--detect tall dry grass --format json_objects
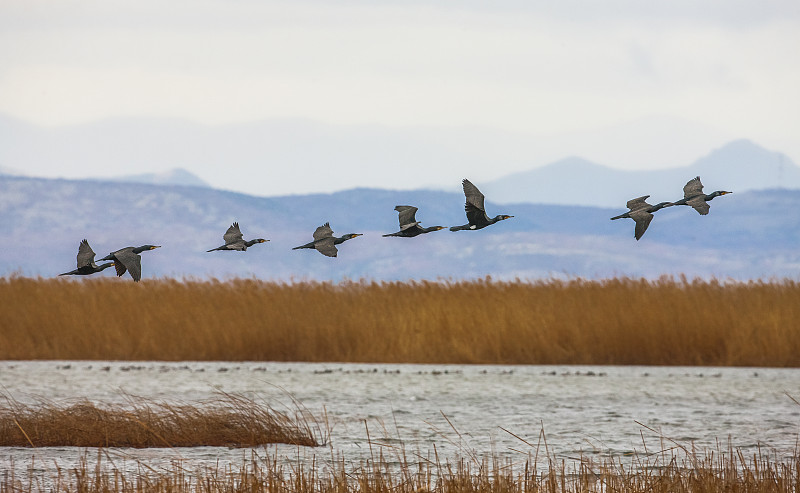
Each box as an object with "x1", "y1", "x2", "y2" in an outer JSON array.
[
  {"x1": 1, "y1": 276, "x2": 799, "y2": 365},
  {"x1": 2, "y1": 440, "x2": 799, "y2": 493},
  {"x1": 0, "y1": 393, "x2": 320, "y2": 448}
]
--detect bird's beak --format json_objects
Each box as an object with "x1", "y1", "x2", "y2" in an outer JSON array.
[
  {"x1": 261, "y1": 239, "x2": 270, "y2": 243},
  {"x1": 354, "y1": 234, "x2": 363, "y2": 237},
  {"x1": 721, "y1": 191, "x2": 732, "y2": 195},
  {"x1": 437, "y1": 226, "x2": 445, "y2": 230},
  {"x1": 505, "y1": 215, "x2": 514, "y2": 219},
  {"x1": 151, "y1": 246, "x2": 161, "y2": 249}
]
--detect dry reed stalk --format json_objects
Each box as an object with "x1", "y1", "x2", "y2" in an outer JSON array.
[
  {"x1": 1, "y1": 276, "x2": 799, "y2": 365},
  {"x1": 2, "y1": 443, "x2": 798, "y2": 493},
  {"x1": 0, "y1": 393, "x2": 321, "y2": 448}
]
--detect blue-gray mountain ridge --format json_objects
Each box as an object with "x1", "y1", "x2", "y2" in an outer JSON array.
[
  {"x1": 481, "y1": 139, "x2": 800, "y2": 207},
  {"x1": 0, "y1": 110, "x2": 796, "y2": 202},
  {"x1": 1, "y1": 170, "x2": 798, "y2": 281}
]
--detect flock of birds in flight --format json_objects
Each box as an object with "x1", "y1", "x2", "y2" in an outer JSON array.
[{"x1": 59, "y1": 176, "x2": 731, "y2": 282}]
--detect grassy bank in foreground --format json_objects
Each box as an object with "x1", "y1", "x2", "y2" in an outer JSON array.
[
  {"x1": 1, "y1": 277, "x2": 799, "y2": 365},
  {"x1": 3, "y1": 446, "x2": 799, "y2": 493}
]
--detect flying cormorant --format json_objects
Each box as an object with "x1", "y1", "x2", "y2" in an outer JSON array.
[
  {"x1": 292, "y1": 223, "x2": 362, "y2": 257},
  {"x1": 59, "y1": 239, "x2": 115, "y2": 276},
  {"x1": 383, "y1": 206, "x2": 445, "y2": 237},
  {"x1": 99, "y1": 245, "x2": 161, "y2": 282},
  {"x1": 671, "y1": 176, "x2": 731, "y2": 215},
  {"x1": 450, "y1": 179, "x2": 513, "y2": 231},
  {"x1": 207, "y1": 222, "x2": 268, "y2": 252},
  {"x1": 610, "y1": 196, "x2": 673, "y2": 240}
]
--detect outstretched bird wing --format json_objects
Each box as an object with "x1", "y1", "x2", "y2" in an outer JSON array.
[
  {"x1": 395, "y1": 205, "x2": 420, "y2": 230},
  {"x1": 687, "y1": 196, "x2": 711, "y2": 215},
  {"x1": 462, "y1": 179, "x2": 489, "y2": 224},
  {"x1": 629, "y1": 210, "x2": 654, "y2": 240},
  {"x1": 313, "y1": 223, "x2": 334, "y2": 241},
  {"x1": 77, "y1": 239, "x2": 96, "y2": 268},
  {"x1": 223, "y1": 222, "x2": 244, "y2": 245},
  {"x1": 626, "y1": 195, "x2": 651, "y2": 211},
  {"x1": 683, "y1": 176, "x2": 704, "y2": 199},
  {"x1": 115, "y1": 250, "x2": 143, "y2": 282},
  {"x1": 314, "y1": 237, "x2": 338, "y2": 257}
]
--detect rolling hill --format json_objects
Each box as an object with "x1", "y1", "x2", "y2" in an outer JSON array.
[
  {"x1": 1, "y1": 175, "x2": 798, "y2": 281},
  {"x1": 3, "y1": 112, "x2": 796, "y2": 204},
  {"x1": 480, "y1": 140, "x2": 800, "y2": 207}
]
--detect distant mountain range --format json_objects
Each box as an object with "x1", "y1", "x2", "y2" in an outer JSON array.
[
  {"x1": 480, "y1": 139, "x2": 800, "y2": 207},
  {"x1": 3, "y1": 127, "x2": 797, "y2": 209},
  {"x1": 1, "y1": 163, "x2": 210, "y2": 189},
  {"x1": 1, "y1": 174, "x2": 798, "y2": 281},
  {"x1": 2, "y1": 113, "x2": 798, "y2": 281},
  {"x1": 105, "y1": 168, "x2": 210, "y2": 188},
  {"x1": 2, "y1": 112, "x2": 797, "y2": 203}
]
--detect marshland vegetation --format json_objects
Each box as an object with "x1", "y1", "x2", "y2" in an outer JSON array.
[
  {"x1": 2, "y1": 439, "x2": 798, "y2": 493},
  {"x1": 1, "y1": 276, "x2": 799, "y2": 365},
  {"x1": 0, "y1": 393, "x2": 320, "y2": 448}
]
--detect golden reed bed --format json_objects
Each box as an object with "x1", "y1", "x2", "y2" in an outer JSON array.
[
  {"x1": 1, "y1": 276, "x2": 799, "y2": 365},
  {"x1": 0, "y1": 393, "x2": 320, "y2": 448},
  {"x1": 3, "y1": 443, "x2": 799, "y2": 493}
]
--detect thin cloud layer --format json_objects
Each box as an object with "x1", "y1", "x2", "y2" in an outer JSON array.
[{"x1": 0, "y1": 0, "x2": 797, "y2": 193}]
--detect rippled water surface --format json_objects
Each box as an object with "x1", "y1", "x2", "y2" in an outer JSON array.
[{"x1": 1, "y1": 361, "x2": 799, "y2": 476}]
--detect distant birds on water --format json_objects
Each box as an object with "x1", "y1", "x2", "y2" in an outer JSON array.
[
  {"x1": 59, "y1": 176, "x2": 731, "y2": 280},
  {"x1": 611, "y1": 176, "x2": 732, "y2": 240}
]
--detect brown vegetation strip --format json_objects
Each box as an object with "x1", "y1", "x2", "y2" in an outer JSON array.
[
  {"x1": 3, "y1": 445, "x2": 799, "y2": 493},
  {"x1": 0, "y1": 393, "x2": 320, "y2": 448},
  {"x1": 2, "y1": 276, "x2": 799, "y2": 365}
]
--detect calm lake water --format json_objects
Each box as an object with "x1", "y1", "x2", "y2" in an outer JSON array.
[{"x1": 1, "y1": 361, "x2": 799, "y2": 478}]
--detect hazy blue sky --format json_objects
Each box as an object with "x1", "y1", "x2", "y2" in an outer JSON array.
[{"x1": 1, "y1": 0, "x2": 798, "y2": 195}]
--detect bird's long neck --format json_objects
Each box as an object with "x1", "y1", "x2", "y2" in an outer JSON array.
[
  {"x1": 97, "y1": 262, "x2": 115, "y2": 271},
  {"x1": 333, "y1": 236, "x2": 349, "y2": 245},
  {"x1": 132, "y1": 245, "x2": 150, "y2": 254},
  {"x1": 648, "y1": 202, "x2": 672, "y2": 212}
]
